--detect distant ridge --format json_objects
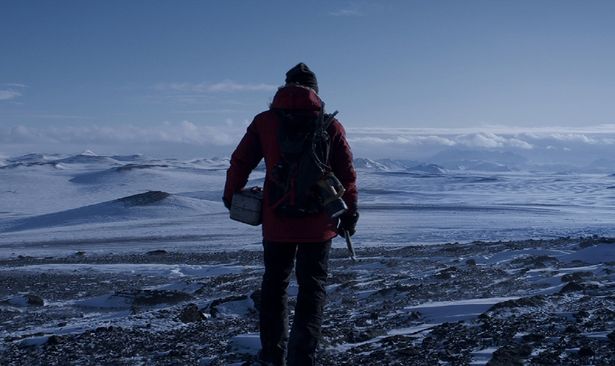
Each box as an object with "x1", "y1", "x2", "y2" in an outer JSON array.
[{"x1": 353, "y1": 158, "x2": 446, "y2": 174}]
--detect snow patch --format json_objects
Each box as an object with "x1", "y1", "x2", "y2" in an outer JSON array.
[
  {"x1": 74, "y1": 293, "x2": 133, "y2": 310},
  {"x1": 405, "y1": 297, "x2": 519, "y2": 323},
  {"x1": 559, "y1": 243, "x2": 615, "y2": 264},
  {"x1": 229, "y1": 333, "x2": 260, "y2": 355}
]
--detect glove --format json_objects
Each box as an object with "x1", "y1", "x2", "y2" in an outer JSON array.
[{"x1": 338, "y1": 212, "x2": 359, "y2": 238}]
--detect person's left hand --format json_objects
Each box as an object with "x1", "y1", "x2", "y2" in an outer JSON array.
[{"x1": 338, "y1": 212, "x2": 359, "y2": 237}]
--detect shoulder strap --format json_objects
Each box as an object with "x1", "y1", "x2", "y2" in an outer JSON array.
[{"x1": 312, "y1": 107, "x2": 338, "y2": 169}]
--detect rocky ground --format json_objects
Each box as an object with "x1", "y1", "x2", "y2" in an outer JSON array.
[{"x1": 1, "y1": 236, "x2": 614, "y2": 365}]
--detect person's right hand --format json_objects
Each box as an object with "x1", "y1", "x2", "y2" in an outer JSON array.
[{"x1": 222, "y1": 197, "x2": 231, "y2": 210}]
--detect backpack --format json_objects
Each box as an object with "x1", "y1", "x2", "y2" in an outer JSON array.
[{"x1": 268, "y1": 106, "x2": 338, "y2": 217}]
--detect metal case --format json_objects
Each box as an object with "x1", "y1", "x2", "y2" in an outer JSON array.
[{"x1": 230, "y1": 187, "x2": 263, "y2": 226}]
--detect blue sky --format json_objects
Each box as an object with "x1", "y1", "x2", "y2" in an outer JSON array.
[{"x1": 2, "y1": 0, "x2": 615, "y2": 159}]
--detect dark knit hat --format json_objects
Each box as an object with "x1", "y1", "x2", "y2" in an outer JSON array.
[{"x1": 285, "y1": 63, "x2": 318, "y2": 93}]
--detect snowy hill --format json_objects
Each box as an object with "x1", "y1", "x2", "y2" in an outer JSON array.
[
  {"x1": 353, "y1": 158, "x2": 392, "y2": 171},
  {"x1": 6, "y1": 153, "x2": 59, "y2": 164},
  {"x1": 353, "y1": 158, "x2": 425, "y2": 172},
  {"x1": 69, "y1": 164, "x2": 171, "y2": 184},
  {"x1": 428, "y1": 149, "x2": 526, "y2": 172},
  {"x1": 0, "y1": 191, "x2": 222, "y2": 233},
  {"x1": 56, "y1": 150, "x2": 120, "y2": 165},
  {"x1": 406, "y1": 163, "x2": 447, "y2": 174}
]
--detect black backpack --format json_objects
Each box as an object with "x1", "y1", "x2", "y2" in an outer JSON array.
[{"x1": 268, "y1": 106, "x2": 338, "y2": 217}]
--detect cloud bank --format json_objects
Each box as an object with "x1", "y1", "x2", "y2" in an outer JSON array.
[
  {"x1": 0, "y1": 122, "x2": 238, "y2": 146},
  {"x1": 2, "y1": 123, "x2": 615, "y2": 163}
]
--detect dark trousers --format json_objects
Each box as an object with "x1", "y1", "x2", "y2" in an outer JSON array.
[{"x1": 258, "y1": 240, "x2": 331, "y2": 366}]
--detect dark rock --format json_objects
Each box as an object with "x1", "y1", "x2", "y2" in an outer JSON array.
[
  {"x1": 465, "y1": 258, "x2": 477, "y2": 266},
  {"x1": 532, "y1": 349, "x2": 562, "y2": 364},
  {"x1": 436, "y1": 266, "x2": 458, "y2": 279},
  {"x1": 178, "y1": 303, "x2": 205, "y2": 323},
  {"x1": 74, "y1": 251, "x2": 86, "y2": 257},
  {"x1": 348, "y1": 327, "x2": 386, "y2": 343},
  {"x1": 559, "y1": 282, "x2": 584, "y2": 294},
  {"x1": 578, "y1": 346, "x2": 595, "y2": 357},
  {"x1": 579, "y1": 236, "x2": 615, "y2": 248},
  {"x1": 146, "y1": 249, "x2": 168, "y2": 256},
  {"x1": 370, "y1": 284, "x2": 419, "y2": 298},
  {"x1": 561, "y1": 271, "x2": 593, "y2": 282},
  {"x1": 608, "y1": 330, "x2": 615, "y2": 343},
  {"x1": 25, "y1": 294, "x2": 44, "y2": 306},
  {"x1": 511, "y1": 255, "x2": 558, "y2": 268},
  {"x1": 130, "y1": 290, "x2": 193, "y2": 306},
  {"x1": 488, "y1": 344, "x2": 532, "y2": 365},
  {"x1": 564, "y1": 325, "x2": 580, "y2": 334},
  {"x1": 168, "y1": 349, "x2": 187, "y2": 357},
  {"x1": 521, "y1": 333, "x2": 544, "y2": 343},
  {"x1": 574, "y1": 310, "x2": 590, "y2": 320},
  {"x1": 46, "y1": 335, "x2": 60, "y2": 346}
]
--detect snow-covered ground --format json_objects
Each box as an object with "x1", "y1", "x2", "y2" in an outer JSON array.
[
  {"x1": 1, "y1": 151, "x2": 615, "y2": 257},
  {"x1": 1, "y1": 151, "x2": 614, "y2": 364},
  {"x1": 0, "y1": 237, "x2": 613, "y2": 365}
]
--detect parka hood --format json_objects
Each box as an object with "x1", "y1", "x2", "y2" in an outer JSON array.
[{"x1": 270, "y1": 85, "x2": 322, "y2": 111}]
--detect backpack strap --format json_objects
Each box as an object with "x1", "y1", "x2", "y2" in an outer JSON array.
[{"x1": 311, "y1": 107, "x2": 338, "y2": 171}]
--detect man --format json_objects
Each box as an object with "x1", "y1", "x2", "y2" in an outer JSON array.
[{"x1": 224, "y1": 63, "x2": 358, "y2": 365}]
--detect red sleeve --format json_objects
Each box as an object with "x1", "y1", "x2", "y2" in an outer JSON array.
[
  {"x1": 329, "y1": 120, "x2": 358, "y2": 214},
  {"x1": 223, "y1": 120, "x2": 263, "y2": 204}
]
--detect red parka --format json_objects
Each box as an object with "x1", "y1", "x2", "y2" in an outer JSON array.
[{"x1": 223, "y1": 85, "x2": 358, "y2": 243}]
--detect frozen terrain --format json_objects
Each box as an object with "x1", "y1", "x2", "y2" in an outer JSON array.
[
  {"x1": 0, "y1": 237, "x2": 613, "y2": 365},
  {"x1": 1, "y1": 152, "x2": 615, "y2": 258},
  {"x1": 1, "y1": 151, "x2": 614, "y2": 364}
]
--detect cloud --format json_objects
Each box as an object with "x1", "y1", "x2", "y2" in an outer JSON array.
[
  {"x1": 3, "y1": 83, "x2": 27, "y2": 88},
  {"x1": 348, "y1": 135, "x2": 456, "y2": 146},
  {"x1": 4, "y1": 123, "x2": 615, "y2": 162},
  {"x1": 155, "y1": 80, "x2": 277, "y2": 93},
  {"x1": 6, "y1": 124, "x2": 615, "y2": 152},
  {"x1": 348, "y1": 130, "x2": 533, "y2": 149},
  {"x1": 0, "y1": 83, "x2": 27, "y2": 101},
  {"x1": 328, "y1": 2, "x2": 365, "y2": 17},
  {"x1": 455, "y1": 132, "x2": 534, "y2": 149},
  {"x1": 329, "y1": 8, "x2": 363, "y2": 17},
  {"x1": 546, "y1": 133, "x2": 598, "y2": 144},
  {"x1": 0, "y1": 90, "x2": 22, "y2": 101},
  {"x1": 0, "y1": 122, "x2": 240, "y2": 147}
]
